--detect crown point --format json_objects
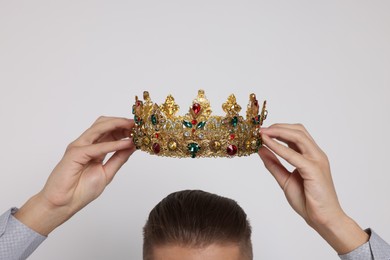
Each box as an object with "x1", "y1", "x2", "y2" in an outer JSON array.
[
  {"x1": 223, "y1": 94, "x2": 241, "y2": 115},
  {"x1": 161, "y1": 95, "x2": 179, "y2": 117}
]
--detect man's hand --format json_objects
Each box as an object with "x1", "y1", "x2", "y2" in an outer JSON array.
[
  {"x1": 14, "y1": 116, "x2": 136, "y2": 236},
  {"x1": 258, "y1": 123, "x2": 369, "y2": 255}
]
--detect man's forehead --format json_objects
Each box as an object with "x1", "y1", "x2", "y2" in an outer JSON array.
[{"x1": 151, "y1": 243, "x2": 242, "y2": 260}]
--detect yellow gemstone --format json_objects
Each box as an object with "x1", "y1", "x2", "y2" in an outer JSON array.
[
  {"x1": 168, "y1": 140, "x2": 178, "y2": 151},
  {"x1": 251, "y1": 139, "x2": 258, "y2": 150},
  {"x1": 143, "y1": 136, "x2": 151, "y2": 145},
  {"x1": 210, "y1": 140, "x2": 221, "y2": 151},
  {"x1": 245, "y1": 140, "x2": 251, "y2": 150}
]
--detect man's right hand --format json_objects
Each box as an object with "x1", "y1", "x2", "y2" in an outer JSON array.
[{"x1": 14, "y1": 116, "x2": 136, "y2": 236}]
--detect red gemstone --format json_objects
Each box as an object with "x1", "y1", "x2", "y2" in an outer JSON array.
[
  {"x1": 152, "y1": 143, "x2": 161, "y2": 154},
  {"x1": 155, "y1": 133, "x2": 159, "y2": 138},
  {"x1": 227, "y1": 144, "x2": 238, "y2": 156},
  {"x1": 136, "y1": 100, "x2": 142, "y2": 107},
  {"x1": 229, "y1": 134, "x2": 235, "y2": 140},
  {"x1": 191, "y1": 119, "x2": 197, "y2": 125},
  {"x1": 192, "y1": 128, "x2": 196, "y2": 133},
  {"x1": 192, "y1": 103, "x2": 201, "y2": 115}
]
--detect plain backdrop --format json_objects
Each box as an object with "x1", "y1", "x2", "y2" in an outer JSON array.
[{"x1": 0, "y1": 1, "x2": 389, "y2": 259}]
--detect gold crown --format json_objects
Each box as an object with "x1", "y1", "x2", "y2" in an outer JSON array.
[{"x1": 130, "y1": 90, "x2": 267, "y2": 158}]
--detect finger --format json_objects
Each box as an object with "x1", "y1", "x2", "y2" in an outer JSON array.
[
  {"x1": 104, "y1": 146, "x2": 137, "y2": 184},
  {"x1": 261, "y1": 134, "x2": 309, "y2": 170},
  {"x1": 261, "y1": 126, "x2": 322, "y2": 158},
  {"x1": 258, "y1": 146, "x2": 291, "y2": 189},
  {"x1": 95, "y1": 127, "x2": 133, "y2": 143},
  {"x1": 67, "y1": 139, "x2": 135, "y2": 165},
  {"x1": 267, "y1": 123, "x2": 316, "y2": 143},
  {"x1": 74, "y1": 118, "x2": 134, "y2": 146},
  {"x1": 92, "y1": 115, "x2": 122, "y2": 124}
]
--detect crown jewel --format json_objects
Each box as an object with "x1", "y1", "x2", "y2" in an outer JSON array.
[{"x1": 131, "y1": 90, "x2": 267, "y2": 158}]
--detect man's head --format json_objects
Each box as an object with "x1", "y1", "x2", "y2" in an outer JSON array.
[{"x1": 143, "y1": 190, "x2": 253, "y2": 260}]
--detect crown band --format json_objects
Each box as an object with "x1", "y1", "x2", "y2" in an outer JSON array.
[{"x1": 130, "y1": 90, "x2": 267, "y2": 158}]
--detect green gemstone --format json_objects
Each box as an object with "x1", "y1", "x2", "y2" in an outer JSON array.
[
  {"x1": 187, "y1": 142, "x2": 200, "y2": 158},
  {"x1": 183, "y1": 120, "x2": 193, "y2": 128},
  {"x1": 252, "y1": 115, "x2": 260, "y2": 125},
  {"x1": 231, "y1": 116, "x2": 239, "y2": 127},
  {"x1": 135, "y1": 115, "x2": 142, "y2": 125},
  {"x1": 132, "y1": 105, "x2": 135, "y2": 115},
  {"x1": 196, "y1": 121, "x2": 206, "y2": 129},
  {"x1": 151, "y1": 114, "x2": 158, "y2": 125},
  {"x1": 188, "y1": 143, "x2": 200, "y2": 152}
]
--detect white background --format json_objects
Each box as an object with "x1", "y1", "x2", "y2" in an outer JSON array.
[{"x1": 1, "y1": 1, "x2": 389, "y2": 259}]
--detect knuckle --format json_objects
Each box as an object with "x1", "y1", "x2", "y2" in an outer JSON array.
[
  {"x1": 319, "y1": 152, "x2": 330, "y2": 167},
  {"x1": 66, "y1": 142, "x2": 76, "y2": 152},
  {"x1": 269, "y1": 123, "x2": 282, "y2": 128},
  {"x1": 296, "y1": 129, "x2": 306, "y2": 138},
  {"x1": 294, "y1": 123, "x2": 305, "y2": 130},
  {"x1": 320, "y1": 151, "x2": 329, "y2": 161},
  {"x1": 95, "y1": 115, "x2": 107, "y2": 123},
  {"x1": 292, "y1": 129, "x2": 306, "y2": 142},
  {"x1": 65, "y1": 145, "x2": 80, "y2": 156},
  {"x1": 311, "y1": 154, "x2": 329, "y2": 170}
]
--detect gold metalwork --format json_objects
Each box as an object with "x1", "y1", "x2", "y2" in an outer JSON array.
[
  {"x1": 131, "y1": 90, "x2": 268, "y2": 158},
  {"x1": 160, "y1": 95, "x2": 179, "y2": 118},
  {"x1": 222, "y1": 94, "x2": 242, "y2": 116}
]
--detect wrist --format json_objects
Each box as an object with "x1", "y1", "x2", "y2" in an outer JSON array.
[
  {"x1": 312, "y1": 212, "x2": 369, "y2": 255},
  {"x1": 14, "y1": 192, "x2": 74, "y2": 236}
]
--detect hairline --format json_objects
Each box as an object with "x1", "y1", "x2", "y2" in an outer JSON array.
[{"x1": 147, "y1": 240, "x2": 252, "y2": 260}]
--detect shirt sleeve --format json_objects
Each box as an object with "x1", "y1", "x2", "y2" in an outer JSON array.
[
  {"x1": 0, "y1": 208, "x2": 46, "y2": 260},
  {"x1": 339, "y1": 229, "x2": 390, "y2": 260}
]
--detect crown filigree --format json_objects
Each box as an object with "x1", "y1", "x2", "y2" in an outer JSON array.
[{"x1": 130, "y1": 90, "x2": 267, "y2": 158}]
